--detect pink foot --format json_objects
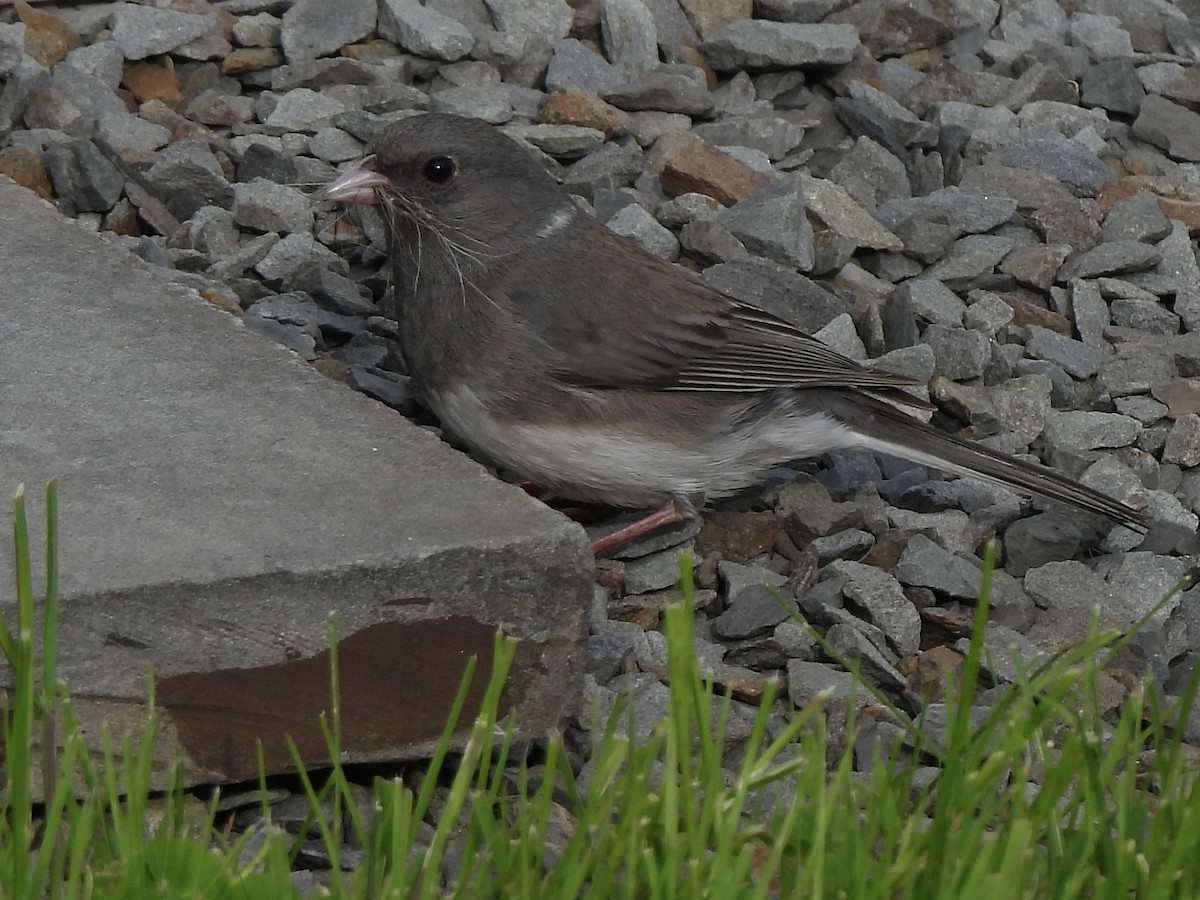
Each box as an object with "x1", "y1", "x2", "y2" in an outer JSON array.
[{"x1": 590, "y1": 502, "x2": 685, "y2": 556}]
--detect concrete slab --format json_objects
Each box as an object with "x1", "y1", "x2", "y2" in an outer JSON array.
[{"x1": 0, "y1": 179, "x2": 593, "y2": 790}]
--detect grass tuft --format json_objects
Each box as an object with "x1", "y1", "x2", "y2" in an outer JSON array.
[{"x1": 2, "y1": 484, "x2": 1200, "y2": 897}]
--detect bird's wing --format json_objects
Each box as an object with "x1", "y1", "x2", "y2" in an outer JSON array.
[{"x1": 497, "y1": 219, "x2": 926, "y2": 402}]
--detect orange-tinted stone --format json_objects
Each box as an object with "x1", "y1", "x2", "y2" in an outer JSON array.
[
  {"x1": 122, "y1": 60, "x2": 184, "y2": 110},
  {"x1": 660, "y1": 138, "x2": 770, "y2": 206},
  {"x1": 0, "y1": 146, "x2": 53, "y2": 201},
  {"x1": 538, "y1": 90, "x2": 629, "y2": 138}
]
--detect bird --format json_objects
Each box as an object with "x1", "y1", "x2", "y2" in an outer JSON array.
[{"x1": 322, "y1": 113, "x2": 1150, "y2": 554}]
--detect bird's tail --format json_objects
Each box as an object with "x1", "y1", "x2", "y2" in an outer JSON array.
[{"x1": 822, "y1": 391, "x2": 1150, "y2": 531}]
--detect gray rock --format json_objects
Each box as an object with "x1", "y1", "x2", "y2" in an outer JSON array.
[
  {"x1": 285, "y1": 264, "x2": 373, "y2": 317},
  {"x1": 145, "y1": 141, "x2": 234, "y2": 220},
  {"x1": 171, "y1": 206, "x2": 239, "y2": 259},
  {"x1": 1113, "y1": 395, "x2": 1168, "y2": 426},
  {"x1": 513, "y1": 124, "x2": 606, "y2": 158},
  {"x1": 485, "y1": 0, "x2": 573, "y2": 40},
  {"x1": 545, "y1": 39, "x2": 627, "y2": 94},
  {"x1": 430, "y1": 85, "x2": 513, "y2": 122},
  {"x1": 232, "y1": 179, "x2": 313, "y2": 234},
  {"x1": 814, "y1": 314, "x2": 866, "y2": 360},
  {"x1": 989, "y1": 375, "x2": 1052, "y2": 443},
  {"x1": 280, "y1": 0, "x2": 375, "y2": 64},
  {"x1": 1024, "y1": 325, "x2": 1107, "y2": 379},
  {"x1": 717, "y1": 560, "x2": 788, "y2": 599},
  {"x1": 807, "y1": 528, "x2": 875, "y2": 563},
  {"x1": 886, "y1": 507, "x2": 974, "y2": 555},
  {"x1": 1163, "y1": 414, "x2": 1200, "y2": 467},
  {"x1": 679, "y1": 221, "x2": 748, "y2": 263},
  {"x1": 998, "y1": 133, "x2": 1113, "y2": 199},
  {"x1": 1016, "y1": 101, "x2": 1109, "y2": 140},
  {"x1": 1133, "y1": 95, "x2": 1200, "y2": 163},
  {"x1": 711, "y1": 583, "x2": 798, "y2": 640},
  {"x1": 693, "y1": 116, "x2": 806, "y2": 162},
  {"x1": 328, "y1": 336, "x2": 388, "y2": 367},
  {"x1": 702, "y1": 259, "x2": 852, "y2": 334},
  {"x1": 983, "y1": 0, "x2": 1068, "y2": 67},
  {"x1": 272, "y1": 58, "x2": 392, "y2": 91},
  {"x1": 1058, "y1": 241, "x2": 1162, "y2": 281},
  {"x1": 232, "y1": 12, "x2": 282, "y2": 48},
  {"x1": 932, "y1": 101, "x2": 1018, "y2": 157},
  {"x1": 826, "y1": 559, "x2": 920, "y2": 656},
  {"x1": 925, "y1": 324, "x2": 991, "y2": 380},
  {"x1": 924, "y1": 234, "x2": 1016, "y2": 289},
  {"x1": 954, "y1": 623, "x2": 1044, "y2": 684},
  {"x1": 0, "y1": 55, "x2": 48, "y2": 135},
  {"x1": 656, "y1": 192, "x2": 722, "y2": 227},
  {"x1": 1165, "y1": 18, "x2": 1200, "y2": 61},
  {"x1": 1097, "y1": 348, "x2": 1176, "y2": 398},
  {"x1": 623, "y1": 546, "x2": 692, "y2": 593},
  {"x1": 235, "y1": 141, "x2": 300, "y2": 186},
  {"x1": 186, "y1": 90, "x2": 255, "y2": 127},
  {"x1": 95, "y1": 113, "x2": 172, "y2": 158},
  {"x1": 964, "y1": 290, "x2": 1015, "y2": 334},
  {"x1": 48, "y1": 63, "x2": 129, "y2": 136},
  {"x1": 1069, "y1": 278, "x2": 1109, "y2": 347},
  {"x1": 846, "y1": 80, "x2": 938, "y2": 148},
  {"x1": 308, "y1": 127, "x2": 365, "y2": 163},
  {"x1": 378, "y1": 0, "x2": 474, "y2": 61},
  {"x1": 241, "y1": 316, "x2": 319, "y2": 360},
  {"x1": 262, "y1": 88, "x2": 347, "y2": 131},
  {"x1": 827, "y1": 136, "x2": 911, "y2": 209},
  {"x1": 246, "y1": 291, "x2": 365, "y2": 337},
  {"x1": 825, "y1": 624, "x2": 907, "y2": 690},
  {"x1": 589, "y1": 672, "x2": 670, "y2": 743},
  {"x1": 344, "y1": 366, "x2": 415, "y2": 413},
  {"x1": 998, "y1": 244, "x2": 1071, "y2": 291},
  {"x1": 702, "y1": 21, "x2": 860, "y2": 71},
  {"x1": 1003, "y1": 512, "x2": 1101, "y2": 576},
  {"x1": 640, "y1": 0, "x2": 700, "y2": 59},
  {"x1": 1025, "y1": 554, "x2": 1189, "y2": 650},
  {"x1": 561, "y1": 138, "x2": 644, "y2": 188},
  {"x1": 1041, "y1": 410, "x2": 1141, "y2": 451},
  {"x1": 0, "y1": 22, "x2": 24, "y2": 79},
  {"x1": 253, "y1": 234, "x2": 345, "y2": 284},
  {"x1": 715, "y1": 174, "x2": 814, "y2": 271},
  {"x1": 800, "y1": 174, "x2": 902, "y2": 252},
  {"x1": 111, "y1": 4, "x2": 213, "y2": 59},
  {"x1": 874, "y1": 188, "x2": 1017, "y2": 237},
  {"x1": 68, "y1": 35, "x2": 130, "y2": 80},
  {"x1": 603, "y1": 68, "x2": 715, "y2": 116},
  {"x1": 43, "y1": 139, "x2": 124, "y2": 213},
  {"x1": 1079, "y1": 59, "x2": 1144, "y2": 116},
  {"x1": 1156, "y1": 219, "x2": 1200, "y2": 283},
  {"x1": 1067, "y1": 12, "x2": 1132, "y2": 60},
  {"x1": 1109, "y1": 297, "x2": 1179, "y2": 335},
  {"x1": 601, "y1": 0, "x2": 658, "y2": 72},
  {"x1": 206, "y1": 233, "x2": 280, "y2": 282},
  {"x1": 606, "y1": 203, "x2": 679, "y2": 260},
  {"x1": 787, "y1": 659, "x2": 862, "y2": 711},
  {"x1": 899, "y1": 279, "x2": 964, "y2": 326},
  {"x1": 585, "y1": 620, "x2": 649, "y2": 682},
  {"x1": 1101, "y1": 192, "x2": 1173, "y2": 245}
]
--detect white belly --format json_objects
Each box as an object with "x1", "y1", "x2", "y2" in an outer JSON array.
[{"x1": 431, "y1": 385, "x2": 858, "y2": 509}]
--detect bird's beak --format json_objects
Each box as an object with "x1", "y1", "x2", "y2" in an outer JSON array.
[{"x1": 322, "y1": 155, "x2": 388, "y2": 205}]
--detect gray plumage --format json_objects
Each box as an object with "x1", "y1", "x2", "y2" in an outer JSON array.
[{"x1": 324, "y1": 114, "x2": 1149, "y2": 536}]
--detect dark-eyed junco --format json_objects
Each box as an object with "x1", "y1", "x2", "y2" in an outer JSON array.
[{"x1": 323, "y1": 113, "x2": 1149, "y2": 553}]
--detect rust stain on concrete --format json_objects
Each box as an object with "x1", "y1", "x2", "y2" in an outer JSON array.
[{"x1": 156, "y1": 616, "x2": 501, "y2": 780}]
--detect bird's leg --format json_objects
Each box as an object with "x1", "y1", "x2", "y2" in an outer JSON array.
[{"x1": 590, "y1": 501, "x2": 685, "y2": 556}]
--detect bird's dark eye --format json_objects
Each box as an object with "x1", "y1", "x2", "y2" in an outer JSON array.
[{"x1": 423, "y1": 156, "x2": 456, "y2": 184}]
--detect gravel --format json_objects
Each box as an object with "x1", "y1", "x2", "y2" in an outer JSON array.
[{"x1": 5, "y1": 0, "x2": 1200, "y2": 878}]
